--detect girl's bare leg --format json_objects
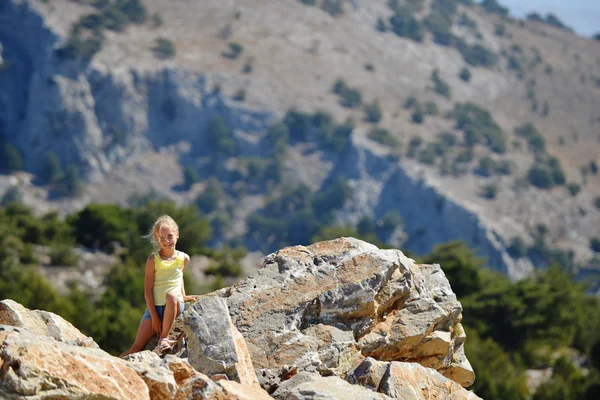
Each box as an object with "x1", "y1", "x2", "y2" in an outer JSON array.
[
  {"x1": 159, "y1": 291, "x2": 180, "y2": 340},
  {"x1": 120, "y1": 318, "x2": 154, "y2": 358}
]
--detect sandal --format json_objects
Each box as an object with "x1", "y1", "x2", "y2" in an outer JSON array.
[{"x1": 153, "y1": 338, "x2": 175, "y2": 354}]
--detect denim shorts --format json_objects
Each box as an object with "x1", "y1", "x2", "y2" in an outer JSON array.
[{"x1": 141, "y1": 302, "x2": 185, "y2": 322}]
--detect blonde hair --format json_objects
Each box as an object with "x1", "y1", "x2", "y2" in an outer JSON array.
[{"x1": 146, "y1": 215, "x2": 179, "y2": 250}]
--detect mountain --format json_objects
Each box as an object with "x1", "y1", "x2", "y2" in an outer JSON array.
[{"x1": 0, "y1": 0, "x2": 599, "y2": 281}]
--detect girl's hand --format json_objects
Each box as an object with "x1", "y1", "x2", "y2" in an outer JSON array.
[
  {"x1": 151, "y1": 316, "x2": 162, "y2": 335},
  {"x1": 184, "y1": 295, "x2": 199, "y2": 302}
]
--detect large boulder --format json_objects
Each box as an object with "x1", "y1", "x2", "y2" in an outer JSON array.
[
  {"x1": 225, "y1": 237, "x2": 474, "y2": 386},
  {"x1": 0, "y1": 299, "x2": 98, "y2": 348},
  {"x1": 0, "y1": 327, "x2": 149, "y2": 399}
]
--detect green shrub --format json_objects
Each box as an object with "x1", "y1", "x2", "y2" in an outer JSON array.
[
  {"x1": 591, "y1": 238, "x2": 600, "y2": 253},
  {"x1": 423, "y1": 10, "x2": 454, "y2": 46},
  {"x1": 183, "y1": 166, "x2": 199, "y2": 189},
  {"x1": 332, "y1": 79, "x2": 362, "y2": 108},
  {"x1": 207, "y1": 115, "x2": 236, "y2": 157},
  {"x1": 364, "y1": 100, "x2": 382, "y2": 123},
  {"x1": 594, "y1": 196, "x2": 600, "y2": 209},
  {"x1": 68, "y1": 204, "x2": 134, "y2": 252},
  {"x1": 321, "y1": 0, "x2": 344, "y2": 17},
  {"x1": 152, "y1": 38, "x2": 176, "y2": 59},
  {"x1": 411, "y1": 105, "x2": 424, "y2": 124},
  {"x1": 283, "y1": 110, "x2": 311, "y2": 142},
  {"x1": 566, "y1": 183, "x2": 580, "y2": 197},
  {"x1": 299, "y1": 0, "x2": 316, "y2": 5},
  {"x1": 49, "y1": 244, "x2": 78, "y2": 267},
  {"x1": 196, "y1": 177, "x2": 225, "y2": 214},
  {"x1": 477, "y1": 156, "x2": 496, "y2": 177},
  {"x1": 233, "y1": 88, "x2": 246, "y2": 101},
  {"x1": 368, "y1": 128, "x2": 400, "y2": 148},
  {"x1": 389, "y1": 7, "x2": 425, "y2": 42},
  {"x1": 526, "y1": 156, "x2": 565, "y2": 189},
  {"x1": 507, "y1": 237, "x2": 527, "y2": 258},
  {"x1": 458, "y1": 12, "x2": 477, "y2": 29},
  {"x1": 452, "y1": 103, "x2": 506, "y2": 153},
  {"x1": 376, "y1": 17, "x2": 387, "y2": 32},
  {"x1": 459, "y1": 67, "x2": 471, "y2": 82},
  {"x1": 515, "y1": 123, "x2": 545, "y2": 153},
  {"x1": 404, "y1": 96, "x2": 417, "y2": 109},
  {"x1": 456, "y1": 39, "x2": 498, "y2": 67},
  {"x1": 225, "y1": 42, "x2": 244, "y2": 59},
  {"x1": 40, "y1": 151, "x2": 63, "y2": 184},
  {"x1": 431, "y1": 69, "x2": 451, "y2": 98},
  {"x1": 312, "y1": 176, "x2": 352, "y2": 218},
  {"x1": 407, "y1": 136, "x2": 422, "y2": 158},
  {"x1": 424, "y1": 101, "x2": 438, "y2": 116},
  {"x1": 418, "y1": 145, "x2": 437, "y2": 165},
  {"x1": 0, "y1": 143, "x2": 24, "y2": 173},
  {"x1": 480, "y1": 183, "x2": 499, "y2": 199},
  {"x1": 494, "y1": 23, "x2": 506, "y2": 37},
  {"x1": 480, "y1": 0, "x2": 509, "y2": 16}
]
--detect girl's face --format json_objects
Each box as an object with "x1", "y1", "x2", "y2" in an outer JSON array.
[{"x1": 157, "y1": 225, "x2": 178, "y2": 251}]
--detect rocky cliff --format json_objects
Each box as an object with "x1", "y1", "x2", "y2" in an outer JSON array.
[
  {"x1": 0, "y1": 238, "x2": 481, "y2": 399},
  {"x1": 1, "y1": 0, "x2": 599, "y2": 280}
]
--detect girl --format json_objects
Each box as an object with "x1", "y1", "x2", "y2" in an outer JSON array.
[{"x1": 120, "y1": 215, "x2": 197, "y2": 357}]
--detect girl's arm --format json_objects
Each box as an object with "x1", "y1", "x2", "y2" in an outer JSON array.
[
  {"x1": 144, "y1": 254, "x2": 162, "y2": 334},
  {"x1": 181, "y1": 252, "x2": 197, "y2": 302}
]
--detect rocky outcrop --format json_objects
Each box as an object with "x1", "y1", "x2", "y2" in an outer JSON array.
[{"x1": 0, "y1": 238, "x2": 480, "y2": 399}]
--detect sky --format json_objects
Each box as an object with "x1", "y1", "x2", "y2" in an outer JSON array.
[{"x1": 498, "y1": 0, "x2": 600, "y2": 37}]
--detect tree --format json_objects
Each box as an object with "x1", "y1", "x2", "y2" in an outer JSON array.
[
  {"x1": 0, "y1": 143, "x2": 24, "y2": 173},
  {"x1": 41, "y1": 151, "x2": 63, "y2": 184},
  {"x1": 420, "y1": 241, "x2": 485, "y2": 298}
]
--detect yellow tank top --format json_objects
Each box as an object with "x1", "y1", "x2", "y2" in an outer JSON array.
[{"x1": 152, "y1": 251, "x2": 184, "y2": 306}]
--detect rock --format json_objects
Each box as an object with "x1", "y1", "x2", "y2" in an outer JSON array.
[
  {"x1": 0, "y1": 329, "x2": 149, "y2": 399},
  {"x1": 271, "y1": 371, "x2": 390, "y2": 399},
  {"x1": 377, "y1": 362, "x2": 481, "y2": 400},
  {"x1": 183, "y1": 295, "x2": 260, "y2": 386},
  {"x1": 218, "y1": 380, "x2": 274, "y2": 400},
  {"x1": 225, "y1": 238, "x2": 474, "y2": 386},
  {"x1": 0, "y1": 299, "x2": 98, "y2": 348}
]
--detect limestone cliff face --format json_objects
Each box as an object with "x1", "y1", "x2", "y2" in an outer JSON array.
[
  {"x1": 0, "y1": 1, "x2": 272, "y2": 182},
  {"x1": 1, "y1": 0, "x2": 597, "y2": 280}
]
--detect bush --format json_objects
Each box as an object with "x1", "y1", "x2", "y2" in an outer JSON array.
[
  {"x1": 207, "y1": 115, "x2": 236, "y2": 157},
  {"x1": 368, "y1": 128, "x2": 400, "y2": 148},
  {"x1": 594, "y1": 196, "x2": 600, "y2": 209},
  {"x1": 480, "y1": 183, "x2": 499, "y2": 199},
  {"x1": 389, "y1": 7, "x2": 425, "y2": 42},
  {"x1": 591, "y1": 237, "x2": 600, "y2": 253},
  {"x1": 508, "y1": 237, "x2": 527, "y2": 258},
  {"x1": 233, "y1": 88, "x2": 246, "y2": 101},
  {"x1": 225, "y1": 42, "x2": 244, "y2": 59},
  {"x1": 456, "y1": 39, "x2": 498, "y2": 67},
  {"x1": 459, "y1": 67, "x2": 471, "y2": 82},
  {"x1": 332, "y1": 79, "x2": 362, "y2": 108},
  {"x1": 196, "y1": 177, "x2": 225, "y2": 214},
  {"x1": 480, "y1": 0, "x2": 509, "y2": 16},
  {"x1": 566, "y1": 183, "x2": 580, "y2": 197},
  {"x1": 152, "y1": 38, "x2": 176, "y2": 59},
  {"x1": 321, "y1": 0, "x2": 344, "y2": 17},
  {"x1": 183, "y1": 166, "x2": 199, "y2": 189},
  {"x1": 431, "y1": 69, "x2": 451, "y2": 98},
  {"x1": 411, "y1": 104, "x2": 424, "y2": 124},
  {"x1": 515, "y1": 123, "x2": 545, "y2": 153},
  {"x1": 41, "y1": 151, "x2": 63, "y2": 184},
  {"x1": 0, "y1": 143, "x2": 24, "y2": 173},
  {"x1": 423, "y1": 10, "x2": 454, "y2": 46},
  {"x1": 364, "y1": 100, "x2": 382, "y2": 123},
  {"x1": 452, "y1": 103, "x2": 506, "y2": 153}
]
